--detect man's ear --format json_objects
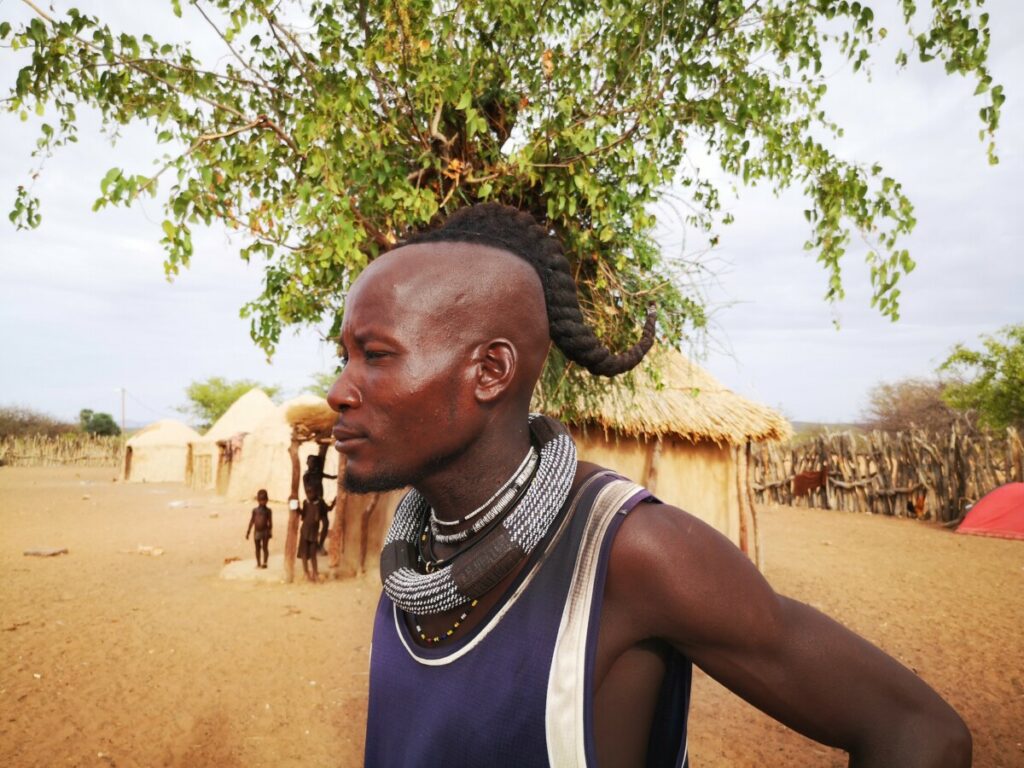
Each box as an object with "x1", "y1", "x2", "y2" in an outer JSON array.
[{"x1": 474, "y1": 339, "x2": 517, "y2": 403}]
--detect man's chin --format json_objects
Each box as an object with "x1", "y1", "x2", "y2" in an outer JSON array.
[{"x1": 343, "y1": 468, "x2": 409, "y2": 495}]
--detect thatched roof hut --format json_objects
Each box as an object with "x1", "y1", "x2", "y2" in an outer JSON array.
[
  {"x1": 187, "y1": 388, "x2": 277, "y2": 493},
  {"x1": 544, "y1": 350, "x2": 789, "y2": 445},
  {"x1": 124, "y1": 419, "x2": 201, "y2": 483},
  {"x1": 225, "y1": 394, "x2": 341, "y2": 503},
  {"x1": 540, "y1": 349, "x2": 791, "y2": 561}
]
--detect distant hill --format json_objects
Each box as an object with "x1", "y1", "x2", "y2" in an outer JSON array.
[{"x1": 790, "y1": 421, "x2": 866, "y2": 442}]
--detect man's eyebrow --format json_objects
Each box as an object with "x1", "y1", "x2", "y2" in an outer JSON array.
[{"x1": 352, "y1": 328, "x2": 403, "y2": 347}]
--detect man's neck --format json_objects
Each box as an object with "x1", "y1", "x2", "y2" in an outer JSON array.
[{"x1": 416, "y1": 417, "x2": 533, "y2": 526}]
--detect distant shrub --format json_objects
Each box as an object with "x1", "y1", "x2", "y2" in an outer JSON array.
[
  {"x1": 79, "y1": 408, "x2": 121, "y2": 436},
  {"x1": 0, "y1": 405, "x2": 76, "y2": 438},
  {"x1": 860, "y1": 379, "x2": 969, "y2": 434}
]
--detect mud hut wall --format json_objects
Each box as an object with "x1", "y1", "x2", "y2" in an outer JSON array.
[
  {"x1": 336, "y1": 488, "x2": 403, "y2": 575},
  {"x1": 226, "y1": 431, "x2": 342, "y2": 503},
  {"x1": 188, "y1": 439, "x2": 245, "y2": 493},
  {"x1": 189, "y1": 446, "x2": 216, "y2": 490},
  {"x1": 659, "y1": 437, "x2": 738, "y2": 546},
  {"x1": 571, "y1": 429, "x2": 740, "y2": 547},
  {"x1": 125, "y1": 444, "x2": 190, "y2": 483}
]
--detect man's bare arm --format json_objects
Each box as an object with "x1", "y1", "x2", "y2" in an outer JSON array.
[{"x1": 607, "y1": 503, "x2": 971, "y2": 767}]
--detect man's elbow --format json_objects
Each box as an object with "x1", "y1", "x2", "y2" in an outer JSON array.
[
  {"x1": 902, "y1": 704, "x2": 972, "y2": 768},
  {"x1": 934, "y1": 711, "x2": 972, "y2": 768},
  {"x1": 855, "y1": 706, "x2": 972, "y2": 768},
  {"x1": 851, "y1": 704, "x2": 970, "y2": 768}
]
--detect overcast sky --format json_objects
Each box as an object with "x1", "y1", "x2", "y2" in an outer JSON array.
[{"x1": 1, "y1": 1, "x2": 1021, "y2": 427}]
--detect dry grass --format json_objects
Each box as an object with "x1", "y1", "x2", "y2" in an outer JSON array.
[{"x1": 540, "y1": 349, "x2": 792, "y2": 445}]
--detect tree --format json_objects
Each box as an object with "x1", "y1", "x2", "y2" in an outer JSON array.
[
  {"x1": 179, "y1": 376, "x2": 280, "y2": 430},
  {"x1": 3, "y1": 1, "x2": 1003, "y2": 414},
  {"x1": 860, "y1": 378, "x2": 966, "y2": 434},
  {"x1": 939, "y1": 324, "x2": 1024, "y2": 431},
  {"x1": 0, "y1": 405, "x2": 76, "y2": 437},
  {"x1": 305, "y1": 371, "x2": 338, "y2": 398},
  {"x1": 79, "y1": 408, "x2": 121, "y2": 435}
]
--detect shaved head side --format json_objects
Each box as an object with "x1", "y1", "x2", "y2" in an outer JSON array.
[
  {"x1": 354, "y1": 242, "x2": 551, "y2": 402},
  {"x1": 402, "y1": 204, "x2": 657, "y2": 378}
]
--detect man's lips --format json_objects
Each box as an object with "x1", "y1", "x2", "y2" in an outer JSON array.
[{"x1": 332, "y1": 426, "x2": 367, "y2": 450}]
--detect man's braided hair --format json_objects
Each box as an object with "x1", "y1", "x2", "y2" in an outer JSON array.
[{"x1": 403, "y1": 203, "x2": 656, "y2": 377}]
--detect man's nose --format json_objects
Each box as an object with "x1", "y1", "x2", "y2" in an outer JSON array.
[{"x1": 327, "y1": 369, "x2": 361, "y2": 411}]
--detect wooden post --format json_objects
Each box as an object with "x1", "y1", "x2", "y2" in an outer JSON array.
[
  {"x1": 1010, "y1": 428, "x2": 1023, "y2": 482},
  {"x1": 359, "y1": 493, "x2": 381, "y2": 573},
  {"x1": 744, "y1": 442, "x2": 762, "y2": 569},
  {"x1": 284, "y1": 437, "x2": 301, "y2": 583},
  {"x1": 328, "y1": 455, "x2": 347, "y2": 574},
  {"x1": 643, "y1": 438, "x2": 663, "y2": 495},
  {"x1": 735, "y1": 444, "x2": 750, "y2": 560}
]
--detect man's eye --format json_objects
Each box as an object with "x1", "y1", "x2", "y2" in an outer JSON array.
[{"x1": 365, "y1": 350, "x2": 388, "y2": 361}]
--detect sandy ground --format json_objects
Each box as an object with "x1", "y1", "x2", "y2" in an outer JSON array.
[{"x1": 1, "y1": 466, "x2": 1022, "y2": 767}]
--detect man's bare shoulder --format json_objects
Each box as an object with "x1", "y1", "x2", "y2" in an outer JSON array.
[{"x1": 604, "y1": 498, "x2": 783, "y2": 649}]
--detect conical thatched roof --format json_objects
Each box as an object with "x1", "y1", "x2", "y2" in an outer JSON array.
[
  {"x1": 202, "y1": 388, "x2": 277, "y2": 442},
  {"x1": 541, "y1": 349, "x2": 791, "y2": 446},
  {"x1": 285, "y1": 394, "x2": 336, "y2": 437},
  {"x1": 127, "y1": 419, "x2": 201, "y2": 447}
]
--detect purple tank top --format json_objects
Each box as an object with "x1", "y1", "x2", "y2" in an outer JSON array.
[{"x1": 364, "y1": 471, "x2": 691, "y2": 767}]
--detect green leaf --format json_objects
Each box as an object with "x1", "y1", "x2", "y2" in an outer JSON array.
[{"x1": 100, "y1": 168, "x2": 122, "y2": 194}]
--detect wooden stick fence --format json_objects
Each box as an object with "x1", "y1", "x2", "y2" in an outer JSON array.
[
  {"x1": 752, "y1": 427, "x2": 1023, "y2": 523},
  {"x1": 0, "y1": 434, "x2": 122, "y2": 467}
]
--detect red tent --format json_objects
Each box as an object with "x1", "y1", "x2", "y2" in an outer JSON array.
[{"x1": 957, "y1": 483, "x2": 1024, "y2": 540}]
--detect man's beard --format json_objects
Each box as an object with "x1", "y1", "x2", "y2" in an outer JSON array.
[
  {"x1": 343, "y1": 466, "x2": 408, "y2": 494},
  {"x1": 341, "y1": 440, "x2": 472, "y2": 495}
]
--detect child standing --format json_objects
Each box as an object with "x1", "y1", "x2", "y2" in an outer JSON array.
[
  {"x1": 299, "y1": 482, "x2": 332, "y2": 582},
  {"x1": 303, "y1": 455, "x2": 337, "y2": 555},
  {"x1": 245, "y1": 489, "x2": 273, "y2": 568}
]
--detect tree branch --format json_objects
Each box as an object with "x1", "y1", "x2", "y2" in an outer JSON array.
[
  {"x1": 254, "y1": 5, "x2": 317, "y2": 89},
  {"x1": 194, "y1": 1, "x2": 277, "y2": 93}
]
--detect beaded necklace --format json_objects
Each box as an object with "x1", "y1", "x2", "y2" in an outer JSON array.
[
  {"x1": 414, "y1": 599, "x2": 479, "y2": 645},
  {"x1": 379, "y1": 414, "x2": 577, "y2": 616},
  {"x1": 418, "y1": 462, "x2": 534, "y2": 572},
  {"x1": 430, "y1": 449, "x2": 539, "y2": 544},
  {"x1": 430, "y1": 447, "x2": 537, "y2": 529}
]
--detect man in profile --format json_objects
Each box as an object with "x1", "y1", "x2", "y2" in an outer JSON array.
[{"x1": 328, "y1": 203, "x2": 970, "y2": 767}]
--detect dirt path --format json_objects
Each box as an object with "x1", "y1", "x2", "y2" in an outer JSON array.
[{"x1": 1, "y1": 467, "x2": 1021, "y2": 766}]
